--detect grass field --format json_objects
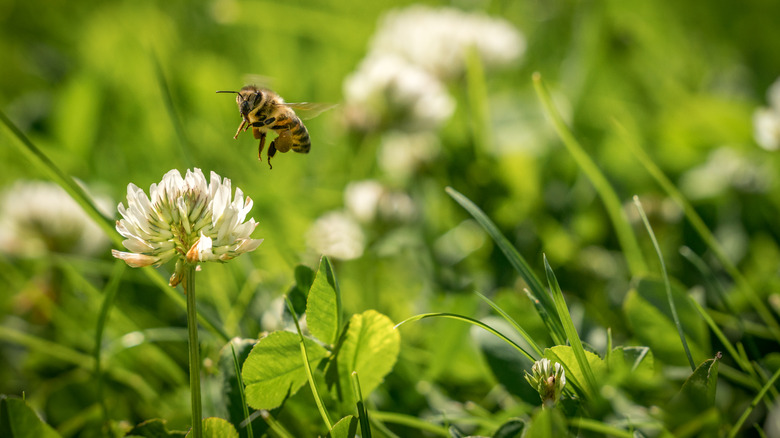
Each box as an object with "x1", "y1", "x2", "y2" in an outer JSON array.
[{"x1": 2, "y1": 1, "x2": 780, "y2": 437}]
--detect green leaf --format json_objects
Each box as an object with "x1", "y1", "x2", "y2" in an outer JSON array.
[
  {"x1": 492, "y1": 418, "x2": 525, "y2": 438},
  {"x1": 524, "y1": 407, "x2": 567, "y2": 438},
  {"x1": 669, "y1": 354, "x2": 721, "y2": 413},
  {"x1": 0, "y1": 396, "x2": 61, "y2": 438},
  {"x1": 544, "y1": 345, "x2": 606, "y2": 398},
  {"x1": 327, "y1": 416, "x2": 358, "y2": 438},
  {"x1": 242, "y1": 331, "x2": 330, "y2": 410},
  {"x1": 332, "y1": 310, "x2": 400, "y2": 406},
  {"x1": 665, "y1": 355, "x2": 722, "y2": 435},
  {"x1": 185, "y1": 418, "x2": 238, "y2": 438},
  {"x1": 288, "y1": 265, "x2": 315, "y2": 316},
  {"x1": 217, "y1": 338, "x2": 267, "y2": 438},
  {"x1": 605, "y1": 346, "x2": 655, "y2": 388},
  {"x1": 623, "y1": 277, "x2": 709, "y2": 366},
  {"x1": 125, "y1": 419, "x2": 186, "y2": 437},
  {"x1": 307, "y1": 256, "x2": 342, "y2": 345}
]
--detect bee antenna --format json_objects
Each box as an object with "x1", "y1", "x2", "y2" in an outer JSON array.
[{"x1": 216, "y1": 90, "x2": 239, "y2": 94}]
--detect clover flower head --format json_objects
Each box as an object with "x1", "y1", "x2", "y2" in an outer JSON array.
[
  {"x1": 111, "y1": 168, "x2": 262, "y2": 286},
  {"x1": 524, "y1": 358, "x2": 566, "y2": 407}
]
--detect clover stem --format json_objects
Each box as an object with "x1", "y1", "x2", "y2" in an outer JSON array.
[{"x1": 184, "y1": 264, "x2": 203, "y2": 438}]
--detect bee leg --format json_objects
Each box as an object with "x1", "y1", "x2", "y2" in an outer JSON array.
[
  {"x1": 233, "y1": 120, "x2": 246, "y2": 139},
  {"x1": 267, "y1": 142, "x2": 277, "y2": 169},
  {"x1": 257, "y1": 132, "x2": 267, "y2": 161}
]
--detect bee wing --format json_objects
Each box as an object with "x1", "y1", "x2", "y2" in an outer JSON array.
[
  {"x1": 283, "y1": 102, "x2": 338, "y2": 120},
  {"x1": 241, "y1": 74, "x2": 275, "y2": 88}
]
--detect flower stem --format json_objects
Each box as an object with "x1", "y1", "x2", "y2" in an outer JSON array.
[{"x1": 183, "y1": 264, "x2": 203, "y2": 438}]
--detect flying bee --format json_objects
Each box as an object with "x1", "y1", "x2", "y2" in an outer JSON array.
[{"x1": 217, "y1": 85, "x2": 332, "y2": 169}]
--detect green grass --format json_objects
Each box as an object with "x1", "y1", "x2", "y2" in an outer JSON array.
[{"x1": 2, "y1": 0, "x2": 780, "y2": 436}]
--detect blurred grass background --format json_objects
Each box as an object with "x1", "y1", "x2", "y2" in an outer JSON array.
[{"x1": 2, "y1": 0, "x2": 780, "y2": 436}]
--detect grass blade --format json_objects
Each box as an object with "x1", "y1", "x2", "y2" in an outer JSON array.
[
  {"x1": 151, "y1": 52, "x2": 194, "y2": 169},
  {"x1": 445, "y1": 186, "x2": 565, "y2": 344},
  {"x1": 728, "y1": 366, "x2": 780, "y2": 438},
  {"x1": 465, "y1": 45, "x2": 492, "y2": 156},
  {"x1": 350, "y1": 371, "x2": 372, "y2": 438},
  {"x1": 633, "y1": 196, "x2": 695, "y2": 371},
  {"x1": 615, "y1": 120, "x2": 780, "y2": 343},
  {"x1": 368, "y1": 411, "x2": 449, "y2": 436},
  {"x1": 94, "y1": 260, "x2": 126, "y2": 424},
  {"x1": 259, "y1": 410, "x2": 296, "y2": 438},
  {"x1": 231, "y1": 343, "x2": 254, "y2": 438},
  {"x1": 532, "y1": 73, "x2": 647, "y2": 277},
  {"x1": 395, "y1": 312, "x2": 535, "y2": 362},
  {"x1": 475, "y1": 291, "x2": 543, "y2": 358},
  {"x1": 543, "y1": 255, "x2": 598, "y2": 398}
]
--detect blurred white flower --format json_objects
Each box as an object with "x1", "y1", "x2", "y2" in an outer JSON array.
[
  {"x1": 371, "y1": 5, "x2": 525, "y2": 78},
  {"x1": 344, "y1": 179, "x2": 417, "y2": 224},
  {"x1": 378, "y1": 131, "x2": 441, "y2": 182},
  {"x1": 754, "y1": 78, "x2": 780, "y2": 151},
  {"x1": 0, "y1": 181, "x2": 110, "y2": 257},
  {"x1": 112, "y1": 168, "x2": 262, "y2": 286},
  {"x1": 680, "y1": 147, "x2": 772, "y2": 199},
  {"x1": 345, "y1": 180, "x2": 384, "y2": 223},
  {"x1": 343, "y1": 54, "x2": 455, "y2": 132},
  {"x1": 306, "y1": 211, "x2": 365, "y2": 261}
]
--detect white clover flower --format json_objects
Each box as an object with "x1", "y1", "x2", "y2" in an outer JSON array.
[
  {"x1": 306, "y1": 211, "x2": 365, "y2": 261},
  {"x1": 343, "y1": 54, "x2": 455, "y2": 132},
  {"x1": 524, "y1": 358, "x2": 566, "y2": 407},
  {"x1": 111, "y1": 168, "x2": 262, "y2": 286},
  {"x1": 754, "y1": 78, "x2": 780, "y2": 151},
  {"x1": 370, "y1": 5, "x2": 525, "y2": 79},
  {"x1": 0, "y1": 180, "x2": 110, "y2": 257}
]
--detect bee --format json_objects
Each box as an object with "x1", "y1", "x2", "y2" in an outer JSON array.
[{"x1": 217, "y1": 85, "x2": 331, "y2": 169}]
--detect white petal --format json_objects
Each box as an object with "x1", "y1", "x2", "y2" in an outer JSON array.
[{"x1": 112, "y1": 250, "x2": 158, "y2": 267}]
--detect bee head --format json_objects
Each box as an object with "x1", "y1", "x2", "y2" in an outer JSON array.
[{"x1": 217, "y1": 86, "x2": 263, "y2": 116}]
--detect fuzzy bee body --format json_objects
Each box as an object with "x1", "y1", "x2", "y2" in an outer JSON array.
[{"x1": 219, "y1": 85, "x2": 313, "y2": 169}]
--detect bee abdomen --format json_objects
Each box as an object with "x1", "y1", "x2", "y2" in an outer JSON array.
[{"x1": 291, "y1": 123, "x2": 311, "y2": 153}]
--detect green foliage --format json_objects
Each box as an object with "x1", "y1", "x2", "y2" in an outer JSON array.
[
  {"x1": 306, "y1": 256, "x2": 342, "y2": 346},
  {"x1": 185, "y1": 418, "x2": 238, "y2": 438},
  {"x1": 327, "y1": 415, "x2": 358, "y2": 438},
  {"x1": 241, "y1": 331, "x2": 329, "y2": 410},
  {"x1": 3, "y1": 0, "x2": 780, "y2": 436},
  {"x1": 125, "y1": 419, "x2": 186, "y2": 438},
  {"x1": 0, "y1": 396, "x2": 61, "y2": 438},
  {"x1": 331, "y1": 310, "x2": 400, "y2": 407},
  {"x1": 623, "y1": 278, "x2": 709, "y2": 366}
]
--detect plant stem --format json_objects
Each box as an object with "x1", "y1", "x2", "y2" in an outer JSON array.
[{"x1": 184, "y1": 264, "x2": 203, "y2": 438}]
